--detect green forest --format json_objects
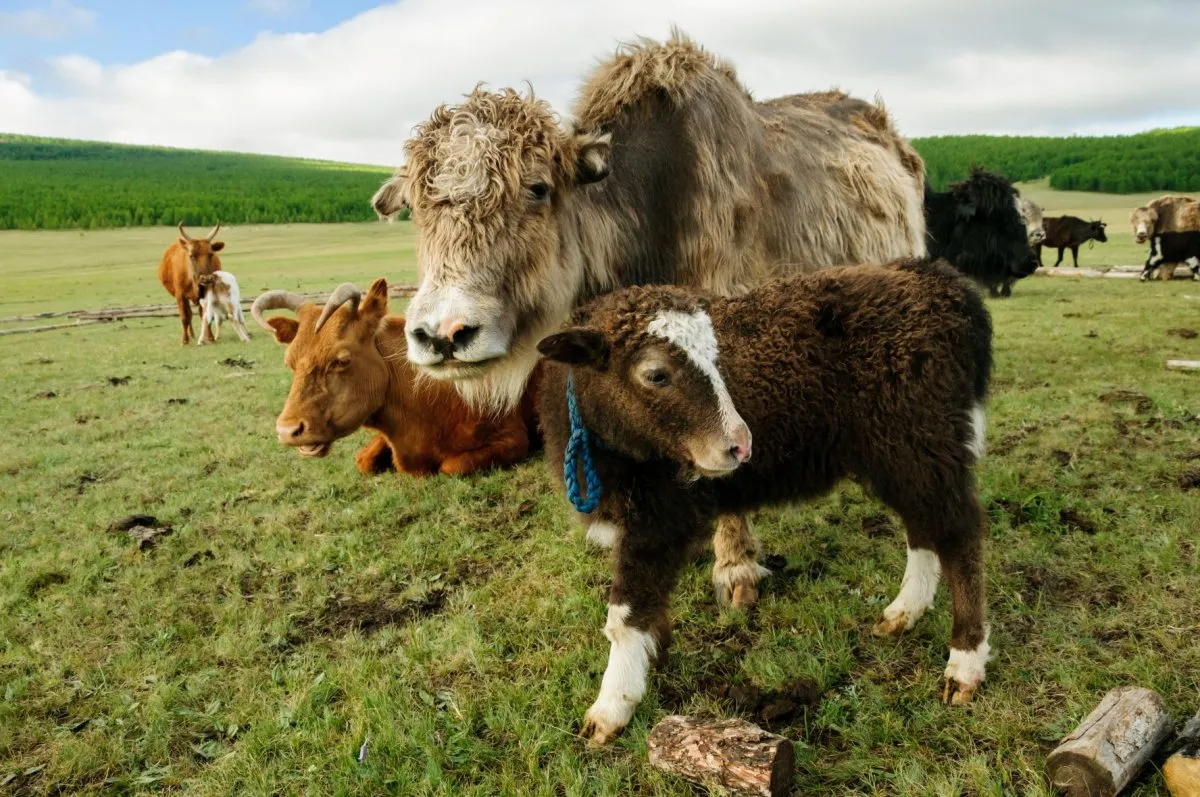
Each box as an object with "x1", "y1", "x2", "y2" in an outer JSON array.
[
  {"x1": 0, "y1": 135, "x2": 393, "y2": 230},
  {"x1": 914, "y1": 127, "x2": 1200, "y2": 192},
  {"x1": 2, "y1": 127, "x2": 1198, "y2": 230}
]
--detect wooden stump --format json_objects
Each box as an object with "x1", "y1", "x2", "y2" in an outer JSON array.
[
  {"x1": 647, "y1": 715, "x2": 793, "y2": 797},
  {"x1": 1046, "y1": 687, "x2": 1174, "y2": 797},
  {"x1": 1165, "y1": 710, "x2": 1200, "y2": 797}
]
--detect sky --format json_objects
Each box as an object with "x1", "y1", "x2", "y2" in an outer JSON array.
[{"x1": 1, "y1": 0, "x2": 1199, "y2": 166}]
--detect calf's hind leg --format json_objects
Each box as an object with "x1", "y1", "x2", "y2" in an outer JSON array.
[
  {"x1": 871, "y1": 471, "x2": 989, "y2": 705},
  {"x1": 712, "y1": 513, "x2": 771, "y2": 609}
]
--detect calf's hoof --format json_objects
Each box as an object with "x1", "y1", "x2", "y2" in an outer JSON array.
[
  {"x1": 712, "y1": 561, "x2": 772, "y2": 609},
  {"x1": 580, "y1": 702, "x2": 630, "y2": 747},
  {"x1": 941, "y1": 634, "x2": 990, "y2": 707},
  {"x1": 942, "y1": 678, "x2": 977, "y2": 705},
  {"x1": 872, "y1": 613, "x2": 913, "y2": 637}
]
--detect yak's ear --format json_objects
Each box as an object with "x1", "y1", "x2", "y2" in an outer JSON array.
[
  {"x1": 210, "y1": 241, "x2": 225, "y2": 252},
  {"x1": 537, "y1": 328, "x2": 609, "y2": 367},
  {"x1": 955, "y1": 200, "x2": 977, "y2": 220},
  {"x1": 268, "y1": 317, "x2": 299, "y2": 345},
  {"x1": 371, "y1": 168, "x2": 410, "y2": 219},
  {"x1": 573, "y1": 130, "x2": 611, "y2": 185}
]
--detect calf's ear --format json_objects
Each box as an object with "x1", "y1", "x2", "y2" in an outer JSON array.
[
  {"x1": 211, "y1": 241, "x2": 225, "y2": 252},
  {"x1": 537, "y1": 328, "x2": 609, "y2": 368},
  {"x1": 573, "y1": 130, "x2": 611, "y2": 185},
  {"x1": 267, "y1": 317, "x2": 299, "y2": 345}
]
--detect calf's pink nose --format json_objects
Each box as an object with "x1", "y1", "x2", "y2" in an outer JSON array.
[{"x1": 728, "y1": 424, "x2": 752, "y2": 463}]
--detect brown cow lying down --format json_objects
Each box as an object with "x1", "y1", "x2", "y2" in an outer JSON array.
[
  {"x1": 251, "y1": 279, "x2": 538, "y2": 477},
  {"x1": 537, "y1": 259, "x2": 993, "y2": 745}
]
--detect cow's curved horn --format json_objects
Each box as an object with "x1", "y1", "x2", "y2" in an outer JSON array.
[
  {"x1": 178, "y1": 221, "x2": 192, "y2": 241},
  {"x1": 251, "y1": 290, "x2": 307, "y2": 331},
  {"x1": 205, "y1": 221, "x2": 221, "y2": 241},
  {"x1": 314, "y1": 283, "x2": 363, "y2": 332}
]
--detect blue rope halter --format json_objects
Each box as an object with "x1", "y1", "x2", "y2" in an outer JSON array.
[{"x1": 563, "y1": 373, "x2": 603, "y2": 514}]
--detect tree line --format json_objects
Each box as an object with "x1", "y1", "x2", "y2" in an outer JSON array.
[
  {"x1": 913, "y1": 127, "x2": 1200, "y2": 193},
  {"x1": 2, "y1": 128, "x2": 1198, "y2": 230},
  {"x1": 0, "y1": 135, "x2": 397, "y2": 230}
]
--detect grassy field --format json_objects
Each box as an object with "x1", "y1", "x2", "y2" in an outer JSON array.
[
  {"x1": 2, "y1": 223, "x2": 1199, "y2": 795},
  {"x1": 1015, "y1": 180, "x2": 1200, "y2": 269}
]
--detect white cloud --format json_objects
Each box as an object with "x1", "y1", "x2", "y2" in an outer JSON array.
[
  {"x1": 0, "y1": 0, "x2": 1197, "y2": 165},
  {"x1": 0, "y1": 0, "x2": 96, "y2": 39}
]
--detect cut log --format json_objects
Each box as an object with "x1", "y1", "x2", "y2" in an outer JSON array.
[
  {"x1": 1046, "y1": 686, "x2": 1174, "y2": 797},
  {"x1": 647, "y1": 715, "x2": 793, "y2": 797},
  {"x1": 1165, "y1": 709, "x2": 1200, "y2": 797},
  {"x1": 1167, "y1": 361, "x2": 1200, "y2": 372}
]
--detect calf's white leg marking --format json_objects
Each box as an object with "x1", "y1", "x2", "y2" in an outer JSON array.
[
  {"x1": 874, "y1": 547, "x2": 941, "y2": 636},
  {"x1": 944, "y1": 628, "x2": 991, "y2": 705},
  {"x1": 582, "y1": 604, "x2": 656, "y2": 744}
]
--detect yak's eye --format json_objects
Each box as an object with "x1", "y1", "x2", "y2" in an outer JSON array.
[
  {"x1": 529, "y1": 183, "x2": 550, "y2": 201},
  {"x1": 643, "y1": 369, "x2": 670, "y2": 387},
  {"x1": 331, "y1": 356, "x2": 351, "y2": 371}
]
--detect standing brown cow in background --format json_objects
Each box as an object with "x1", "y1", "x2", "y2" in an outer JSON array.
[{"x1": 157, "y1": 222, "x2": 224, "y2": 344}]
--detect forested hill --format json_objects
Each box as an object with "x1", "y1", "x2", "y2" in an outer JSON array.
[
  {"x1": 0, "y1": 134, "x2": 392, "y2": 230},
  {"x1": 2, "y1": 127, "x2": 1198, "y2": 230},
  {"x1": 914, "y1": 127, "x2": 1200, "y2": 193}
]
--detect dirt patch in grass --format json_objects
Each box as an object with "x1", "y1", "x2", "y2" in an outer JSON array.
[
  {"x1": 300, "y1": 590, "x2": 447, "y2": 637},
  {"x1": 1178, "y1": 469, "x2": 1200, "y2": 491},
  {"x1": 727, "y1": 679, "x2": 824, "y2": 731},
  {"x1": 1058, "y1": 507, "x2": 1097, "y2": 535},
  {"x1": 26, "y1": 571, "x2": 69, "y2": 597},
  {"x1": 1098, "y1": 389, "x2": 1152, "y2": 414},
  {"x1": 34, "y1": 391, "x2": 56, "y2": 399},
  {"x1": 218, "y1": 357, "x2": 254, "y2": 369},
  {"x1": 1167, "y1": 328, "x2": 1198, "y2": 339},
  {"x1": 105, "y1": 375, "x2": 130, "y2": 386},
  {"x1": 1008, "y1": 563, "x2": 1081, "y2": 606},
  {"x1": 861, "y1": 513, "x2": 895, "y2": 538}
]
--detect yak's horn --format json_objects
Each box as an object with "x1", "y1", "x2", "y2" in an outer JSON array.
[
  {"x1": 205, "y1": 220, "x2": 221, "y2": 240},
  {"x1": 251, "y1": 290, "x2": 307, "y2": 331},
  {"x1": 314, "y1": 283, "x2": 363, "y2": 332},
  {"x1": 178, "y1": 221, "x2": 192, "y2": 241}
]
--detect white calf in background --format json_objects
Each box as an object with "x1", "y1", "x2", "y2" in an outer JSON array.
[{"x1": 197, "y1": 271, "x2": 251, "y2": 344}]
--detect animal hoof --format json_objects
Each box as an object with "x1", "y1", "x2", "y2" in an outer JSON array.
[
  {"x1": 580, "y1": 705, "x2": 626, "y2": 747},
  {"x1": 942, "y1": 677, "x2": 977, "y2": 706},
  {"x1": 712, "y1": 561, "x2": 771, "y2": 609},
  {"x1": 730, "y1": 583, "x2": 759, "y2": 609},
  {"x1": 872, "y1": 614, "x2": 911, "y2": 637}
]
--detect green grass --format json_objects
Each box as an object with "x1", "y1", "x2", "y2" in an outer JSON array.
[
  {"x1": 2, "y1": 226, "x2": 1199, "y2": 795},
  {"x1": 0, "y1": 135, "x2": 391, "y2": 230}
]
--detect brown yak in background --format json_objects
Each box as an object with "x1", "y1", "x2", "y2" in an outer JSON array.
[{"x1": 157, "y1": 221, "x2": 224, "y2": 344}]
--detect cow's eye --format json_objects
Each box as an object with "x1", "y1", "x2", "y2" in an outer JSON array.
[
  {"x1": 529, "y1": 183, "x2": 550, "y2": 201},
  {"x1": 643, "y1": 369, "x2": 670, "y2": 387},
  {"x1": 331, "y1": 356, "x2": 351, "y2": 370}
]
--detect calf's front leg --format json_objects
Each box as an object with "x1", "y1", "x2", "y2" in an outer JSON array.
[{"x1": 582, "y1": 505, "x2": 702, "y2": 746}]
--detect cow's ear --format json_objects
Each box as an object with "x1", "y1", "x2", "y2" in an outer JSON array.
[
  {"x1": 267, "y1": 317, "x2": 299, "y2": 345},
  {"x1": 210, "y1": 241, "x2": 225, "y2": 252},
  {"x1": 359, "y1": 278, "x2": 389, "y2": 327},
  {"x1": 573, "y1": 130, "x2": 611, "y2": 185},
  {"x1": 537, "y1": 328, "x2": 609, "y2": 368},
  {"x1": 955, "y1": 201, "x2": 977, "y2": 220},
  {"x1": 178, "y1": 237, "x2": 191, "y2": 249},
  {"x1": 371, "y1": 168, "x2": 410, "y2": 219}
]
